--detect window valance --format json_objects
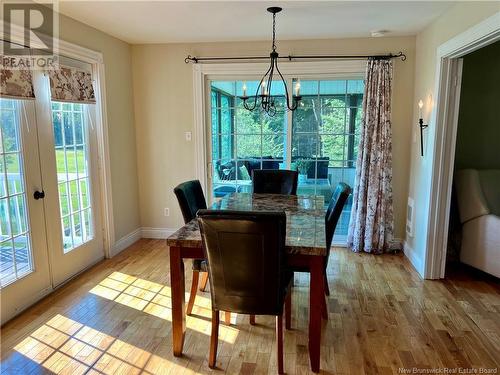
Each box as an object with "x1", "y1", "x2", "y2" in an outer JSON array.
[
  {"x1": 48, "y1": 66, "x2": 96, "y2": 104},
  {"x1": 0, "y1": 62, "x2": 36, "y2": 100}
]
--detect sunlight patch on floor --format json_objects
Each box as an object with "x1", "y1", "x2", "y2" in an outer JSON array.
[
  {"x1": 89, "y1": 271, "x2": 238, "y2": 343},
  {"x1": 8, "y1": 272, "x2": 241, "y2": 375},
  {"x1": 12, "y1": 314, "x2": 158, "y2": 375}
]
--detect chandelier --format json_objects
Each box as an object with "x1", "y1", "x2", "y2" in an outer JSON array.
[{"x1": 239, "y1": 7, "x2": 302, "y2": 117}]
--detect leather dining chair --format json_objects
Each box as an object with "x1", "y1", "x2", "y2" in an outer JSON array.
[
  {"x1": 324, "y1": 183, "x2": 352, "y2": 292},
  {"x1": 252, "y1": 169, "x2": 298, "y2": 195},
  {"x1": 173, "y1": 180, "x2": 210, "y2": 316},
  {"x1": 290, "y1": 182, "x2": 351, "y2": 319},
  {"x1": 197, "y1": 210, "x2": 292, "y2": 374}
]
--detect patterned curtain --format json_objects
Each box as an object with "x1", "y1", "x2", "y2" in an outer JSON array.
[
  {"x1": 347, "y1": 59, "x2": 396, "y2": 254},
  {"x1": 48, "y1": 66, "x2": 96, "y2": 104},
  {"x1": 0, "y1": 63, "x2": 35, "y2": 100}
]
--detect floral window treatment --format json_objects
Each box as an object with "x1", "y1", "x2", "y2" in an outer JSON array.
[
  {"x1": 0, "y1": 64, "x2": 35, "y2": 100},
  {"x1": 347, "y1": 59, "x2": 397, "y2": 254},
  {"x1": 48, "y1": 66, "x2": 96, "y2": 104}
]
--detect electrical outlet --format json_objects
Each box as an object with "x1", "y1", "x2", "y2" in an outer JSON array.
[
  {"x1": 185, "y1": 132, "x2": 192, "y2": 141},
  {"x1": 164, "y1": 208, "x2": 170, "y2": 217}
]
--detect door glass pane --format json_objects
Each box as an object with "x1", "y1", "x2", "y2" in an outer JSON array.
[
  {"x1": 210, "y1": 81, "x2": 287, "y2": 199},
  {"x1": 0, "y1": 99, "x2": 34, "y2": 287},
  {"x1": 51, "y1": 102, "x2": 94, "y2": 253},
  {"x1": 292, "y1": 79, "x2": 364, "y2": 243}
]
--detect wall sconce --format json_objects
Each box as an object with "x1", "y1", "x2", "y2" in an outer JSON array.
[{"x1": 418, "y1": 99, "x2": 429, "y2": 156}]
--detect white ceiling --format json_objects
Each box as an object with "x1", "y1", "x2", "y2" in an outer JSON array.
[{"x1": 58, "y1": 1, "x2": 455, "y2": 44}]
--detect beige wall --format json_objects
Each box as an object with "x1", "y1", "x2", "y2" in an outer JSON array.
[
  {"x1": 406, "y1": 2, "x2": 500, "y2": 274},
  {"x1": 57, "y1": 14, "x2": 141, "y2": 241},
  {"x1": 131, "y1": 36, "x2": 416, "y2": 239}
]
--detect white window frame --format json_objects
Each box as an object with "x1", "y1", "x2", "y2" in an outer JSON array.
[
  {"x1": 192, "y1": 60, "x2": 366, "y2": 195},
  {"x1": 4, "y1": 22, "x2": 115, "y2": 258}
]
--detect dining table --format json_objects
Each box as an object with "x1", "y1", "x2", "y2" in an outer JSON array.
[{"x1": 166, "y1": 192, "x2": 327, "y2": 373}]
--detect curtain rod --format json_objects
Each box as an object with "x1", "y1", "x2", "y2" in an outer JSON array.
[{"x1": 184, "y1": 51, "x2": 406, "y2": 64}]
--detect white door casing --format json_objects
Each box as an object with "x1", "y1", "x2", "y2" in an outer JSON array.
[{"x1": 421, "y1": 12, "x2": 500, "y2": 279}]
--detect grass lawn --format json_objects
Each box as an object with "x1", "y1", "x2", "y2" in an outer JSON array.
[
  {"x1": 3, "y1": 149, "x2": 86, "y2": 175},
  {"x1": 56, "y1": 149, "x2": 86, "y2": 175},
  {"x1": 2, "y1": 148, "x2": 90, "y2": 225}
]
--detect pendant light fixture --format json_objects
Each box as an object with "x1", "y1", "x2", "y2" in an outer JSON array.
[{"x1": 239, "y1": 7, "x2": 302, "y2": 117}]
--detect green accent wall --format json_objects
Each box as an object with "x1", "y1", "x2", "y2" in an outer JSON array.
[{"x1": 455, "y1": 40, "x2": 500, "y2": 170}]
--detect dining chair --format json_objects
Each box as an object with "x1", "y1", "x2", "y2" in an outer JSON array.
[
  {"x1": 252, "y1": 169, "x2": 298, "y2": 195},
  {"x1": 324, "y1": 183, "x2": 352, "y2": 292},
  {"x1": 173, "y1": 180, "x2": 211, "y2": 316},
  {"x1": 197, "y1": 210, "x2": 292, "y2": 374},
  {"x1": 290, "y1": 182, "x2": 351, "y2": 320}
]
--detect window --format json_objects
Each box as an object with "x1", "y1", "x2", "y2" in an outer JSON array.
[
  {"x1": 292, "y1": 80, "x2": 363, "y2": 239},
  {"x1": 209, "y1": 78, "x2": 364, "y2": 243},
  {"x1": 210, "y1": 81, "x2": 287, "y2": 198},
  {"x1": 0, "y1": 99, "x2": 33, "y2": 286},
  {"x1": 51, "y1": 102, "x2": 94, "y2": 253},
  {"x1": 211, "y1": 88, "x2": 234, "y2": 161}
]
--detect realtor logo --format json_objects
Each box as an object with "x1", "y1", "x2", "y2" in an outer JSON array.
[{"x1": 1, "y1": 1, "x2": 59, "y2": 69}]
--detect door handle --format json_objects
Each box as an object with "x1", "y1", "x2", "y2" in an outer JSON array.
[{"x1": 34, "y1": 190, "x2": 45, "y2": 200}]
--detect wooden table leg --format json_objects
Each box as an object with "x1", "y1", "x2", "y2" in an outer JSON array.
[
  {"x1": 170, "y1": 246, "x2": 186, "y2": 357},
  {"x1": 309, "y1": 256, "x2": 323, "y2": 373}
]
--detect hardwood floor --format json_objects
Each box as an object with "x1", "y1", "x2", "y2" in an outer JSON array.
[{"x1": 1, "y1": 239, "x2": 499, "y2": 374}]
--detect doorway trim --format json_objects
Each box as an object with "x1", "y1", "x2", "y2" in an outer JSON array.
[{"x1": 425, "y1": 12, "x2": 500, "y2": 279}]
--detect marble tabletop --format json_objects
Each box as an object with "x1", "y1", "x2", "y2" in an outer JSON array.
[{"x1": 166, "y1": 193, "x2": 327, "y2": 256}]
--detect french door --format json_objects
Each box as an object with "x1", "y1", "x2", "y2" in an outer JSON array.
[
  {"x1": 34, "y1": 73, "x2": 103, "y2": 287},
  {"x1": 1, "y1": 70, "x2": 104, "y2": 323},
  {"x1": 0, "y1": 98, "x2": 51, "y2": 322}
]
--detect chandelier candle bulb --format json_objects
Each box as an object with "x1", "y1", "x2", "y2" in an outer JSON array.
[
  {"x1": 242, "y1": 83, "x2": 247, "y2": 97},
  {"x1": 295, "y1": 80, "x2": 301, "y2": 96}
]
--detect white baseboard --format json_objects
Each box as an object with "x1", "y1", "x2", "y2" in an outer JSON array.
[
  {"x1": 109, "y1": 227, "x2": 178, "y2": 257},
  {"x1": 108, "y1": 227, "x2": 179, "y2": 257},
  {"x1": 141, "y1": 227, "x2": 177, "y2": 239},
  {"x1": 403, "y1": 240, "x2": 424, "y2": 278},
  {"x1": 111, "y1": 228, "x2": 142, "y2": 257}
]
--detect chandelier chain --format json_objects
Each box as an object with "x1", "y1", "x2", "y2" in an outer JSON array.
[
  {"x1": 239, "y1": 7, "x2": 301, "y2": 116},
  {"x1": 272, "y1": 12, "x2": 277, "y2": 51}
]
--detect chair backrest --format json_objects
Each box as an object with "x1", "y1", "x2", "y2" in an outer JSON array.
[
  {"x1": 197, "y1": 210, "x2": 288, "y2": 315},
  {"x1": 252, "y1": 169, "x2": 298, "y2": 195},
  {"x1": 325, "y1": 183, "x2": 352, "y2": 253},
  {"x1": 173, "y1": 180, "x2": 207, "y2": 224}
]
